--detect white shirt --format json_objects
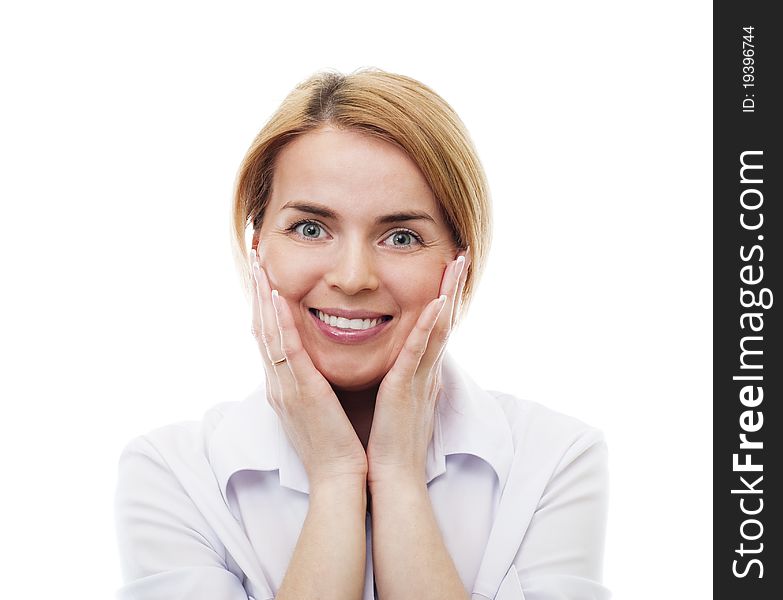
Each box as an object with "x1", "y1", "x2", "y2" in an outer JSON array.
[{"x1": 114, "y1": 351, "x2": 610, "y2": 600}]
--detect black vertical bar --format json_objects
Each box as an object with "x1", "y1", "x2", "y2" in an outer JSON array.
[{"x1": 715, "y1": 2, "x2": 781, "y2": 599}]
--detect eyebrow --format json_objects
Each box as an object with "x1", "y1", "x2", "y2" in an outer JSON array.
[{"x1": 280, "y1": 200, "x2": 437, "y2": 225}]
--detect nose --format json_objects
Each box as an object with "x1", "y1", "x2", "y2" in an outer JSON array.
[{"x1": 323, "y1": 238, "x2": 380, "y2": 295}]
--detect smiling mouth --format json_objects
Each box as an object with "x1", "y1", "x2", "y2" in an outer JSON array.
[{"x1": 308, "y1": 308, "x2": 393, "y2": 331}]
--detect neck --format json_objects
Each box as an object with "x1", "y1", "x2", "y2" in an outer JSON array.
[{"x1": 333, "y1": 383, "x2": 379, "y2": 451}]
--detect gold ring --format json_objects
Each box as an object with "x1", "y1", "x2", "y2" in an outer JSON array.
[{"x1": 272, "y1": 356, "x2": 287, "y2": 366}]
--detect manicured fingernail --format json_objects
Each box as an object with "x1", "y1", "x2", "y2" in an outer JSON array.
[
  {"x1": 436, "y1": 294, "x2": 447, "y2": 316},
  {"x1": 455, "y1": 255, "x2": 465, "y2": 276},
  {"x1": 271, "y1": 289, "x2": 279, "y2": 310}
]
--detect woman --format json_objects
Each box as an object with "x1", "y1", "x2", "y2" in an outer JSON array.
[{"x1": 114, "y1": 69, "x2": 610, "y2": 600}]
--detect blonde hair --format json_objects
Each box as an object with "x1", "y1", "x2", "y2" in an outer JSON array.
[{"x1": 231, "y1": 68, "x2": 491, "y2": 322}]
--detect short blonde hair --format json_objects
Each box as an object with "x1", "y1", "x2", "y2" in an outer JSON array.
[{"x1": 231, "y1": 68, "x2": 491, "y2": 322}]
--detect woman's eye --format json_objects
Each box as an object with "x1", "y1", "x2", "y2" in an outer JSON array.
[
  {"x1": 291, "y1": 220, "x2": 327, "y2": 239},
  {"x1": 382, "y1": 229, "x2": 423, "y2": 248}
]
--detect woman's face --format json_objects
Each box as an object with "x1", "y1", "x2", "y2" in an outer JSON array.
[{"x1": 254, "y1": 126, "x2": 459, "y2": 391}]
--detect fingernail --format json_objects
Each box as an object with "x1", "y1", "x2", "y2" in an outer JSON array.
[
  {"x1": 436, "y1": 294, "x2": 447, "y2": 315},
  {"x1": 455, "y1": 255, "x2": 465, "y2": 276},
  {"x1": 271, "y1": 289, "x2": 279, "y2": 310}
]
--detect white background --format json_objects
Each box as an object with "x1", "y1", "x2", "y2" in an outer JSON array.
[{"x1": 0, "y1": 1, "x2": 712, "y2": 598}]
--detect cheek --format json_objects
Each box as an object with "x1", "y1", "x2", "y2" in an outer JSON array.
[
  {"x1": 258, "y1": 245, "x2": 321, "y2": 304},
  {"x1": 381, "y1": 261, "x2": 446, "y2": 317}
]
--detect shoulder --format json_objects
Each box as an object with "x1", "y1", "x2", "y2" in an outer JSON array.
[
  {"x1": 485, "y1": 390, "x2": 608, "y2": 494},
  {"x1": 463, "y1": 389, "x2": 610, "y2": 596},
  {"x1": 439, "y1": 353, "x2": 607, "y2": 492},
  {"x1": 121, "y1": 402, "x2": 240, "y2": 459},
  {"x1": 490, "y1": 399, "x2": 609, "y2": 593},
  {"x1": 114, "y1": 401, "x2": 247, "y2": 546},
  {"x1": 114, "y1": 400, "x2": 266, "y2": 590},
  {"x1": 489, "y1": 390, "x2": 605, "y2": 456},
  {"x1": 116, "y1": 400, "x2": 243, "y2": 482}
]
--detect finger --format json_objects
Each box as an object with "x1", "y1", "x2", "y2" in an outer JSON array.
[
  {"x1": 419, "y1": 251, "x2": 467, "y2": 372},
  {"x1": 451, "y1": 247, "x2": 471, "y2": 329},
  {"x1": 250, "y1": 250, "x2": 272, "y2": 367},
  {"x1": 249, "y1": 250, "x2": 282, "y2": 407},
  {"x1": 271, "y1": 289, "x2": 328, "y2": 398},
  {"x1": 433, "y1": 253, "x2": 469, "y2": 372},
  {"x1": 252, "y1": 260, "x2": 285, "y2": 365},
  {"x1": 268, "y1": 290, "x2": 304, "y2": 396},
  {"x1": 388, "y1": 294, "x2": 447, "y2": 381},
  {"x1": 445, "y1": 250, "x2": 469, "y2": 329}
]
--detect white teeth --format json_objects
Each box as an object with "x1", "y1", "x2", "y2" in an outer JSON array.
[{"x1": 316, "y1": 310, "x2": 381, "y2": 330}]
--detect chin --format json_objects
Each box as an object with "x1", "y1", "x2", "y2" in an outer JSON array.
[
  {"x1": 329, "y1": 376, "x2": 384, "y2": 392},
  {"x1": 314, "y1": 356, "x2": 387, "y2": 391}
]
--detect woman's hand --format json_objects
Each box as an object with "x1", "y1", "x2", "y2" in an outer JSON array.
[
  {"x1": 249, "y1": 250, "x2": 368, "y2": 491},
  {"x1": 365, "y1": 249, "x2": 470, "y2": 488}
]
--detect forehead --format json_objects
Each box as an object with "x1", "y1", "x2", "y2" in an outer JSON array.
[{"x1": 269, "y1": 126, "x2": 439, "y2": 217}]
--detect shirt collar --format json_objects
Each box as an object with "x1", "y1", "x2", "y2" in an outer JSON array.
[{"x1": 208, "y1": 350, "x2": 513, "y2": 504}]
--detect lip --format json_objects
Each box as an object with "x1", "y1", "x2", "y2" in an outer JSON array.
[{"x1": 308, "y1": 308, "x2": 392, "y2": 344}]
